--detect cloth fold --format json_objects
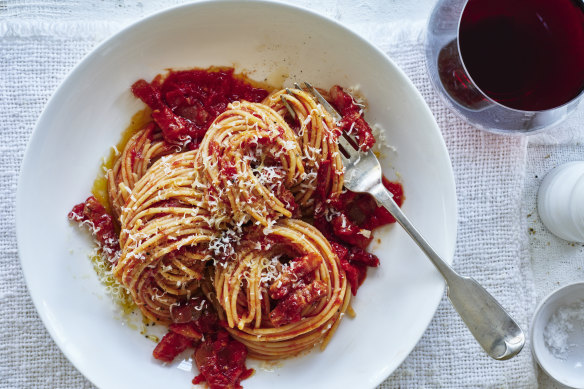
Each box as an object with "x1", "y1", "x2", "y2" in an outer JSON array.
[{"x1": 1, "y1": 11, "x2": 538, "y2": 389}]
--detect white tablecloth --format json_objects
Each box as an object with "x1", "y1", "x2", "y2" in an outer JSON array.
[{"x1": 1, "y1": 1, "x2": 582, "y2": 388}]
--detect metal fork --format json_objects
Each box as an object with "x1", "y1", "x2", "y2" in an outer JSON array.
[{"x1": 289, "y1": 83, "x2": 525, "y2": 361}]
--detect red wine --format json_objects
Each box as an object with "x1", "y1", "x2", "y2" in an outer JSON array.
[{"x1": 459, "y1": 0, "x2": 584, "y2": 111}]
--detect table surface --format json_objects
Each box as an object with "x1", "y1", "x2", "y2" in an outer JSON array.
[{"x1": 2, "y1": 1, "x2": 583, "y2": 388}]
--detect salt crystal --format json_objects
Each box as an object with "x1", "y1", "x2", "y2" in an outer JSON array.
[{"x1": 543, "y1": 300, "x2": 584, "y2": 360}]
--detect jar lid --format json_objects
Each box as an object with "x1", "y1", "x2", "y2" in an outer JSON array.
[{"x1": 537, "y1": 161, "x2": 584, "y2": 243}]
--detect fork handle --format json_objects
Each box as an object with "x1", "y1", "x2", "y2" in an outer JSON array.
[
  {"x1": 369, "y1": 183, "x2": 525, "y2": 360},
  {"x1": 369, "y1": 183, "x2": 458, "y2": 280}
]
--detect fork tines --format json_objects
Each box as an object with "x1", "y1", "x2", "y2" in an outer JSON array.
[
  {"x1": 285, "y1": 81, "x2": 364, "y2": 160},
  {"x1": 301, "y1": 82, "x2": 342, "y2": 122}
]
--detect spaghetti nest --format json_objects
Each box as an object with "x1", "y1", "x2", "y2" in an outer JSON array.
[
  {"x1": 212, "y1": 219, "x2": 349, "y2": 359},
  {"x1": 113, "y1": 151, "x2": 214, "y2": 323},
  {"x1": 110, "y1": 88, "x2": 348, "y2": 357},
  {"x1": 264, "y1": 89, "x2": 344, "y2": 209},
  {"x1": 196, "y1": 101, "x2": 304, "y2": 227}
]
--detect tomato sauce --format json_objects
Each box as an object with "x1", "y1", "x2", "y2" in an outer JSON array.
[
  {"x1": 153, "y1": 296, "x2": 253, "y2": 389},
  {"x1": 313, "y1": 165, "x2": 404, "y2": 295},
  {"x1": 329, "y1": 85, "x2": 376, "y2": 151},
  {"x1": 131, "y1": 67, "x2": 270, "y2": 148},
  {"x1": 313, "y1": 85, "x2": 403, "y2": 294},
  {"x1": 71, "y1": 68, "x2": 404, "y2": 388},
  {"x1": 68, "y1": 196, "x2": 120, "y2": 263}
]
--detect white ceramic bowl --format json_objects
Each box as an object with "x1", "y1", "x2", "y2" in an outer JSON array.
[
  {"x1": 531, "y1": 282, "x2": 584, "y2": 388},
  {"x1": 16, "y1": 1, "x2": 457, "y2": 388}
]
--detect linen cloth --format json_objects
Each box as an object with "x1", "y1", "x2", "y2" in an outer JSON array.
[
  {"x1": 524, "y1": 144, "x2": 584, "y2": 303},
  {"x1": 523, "y1": 144, "x2": 584, "y2": 389},
  {"x1": 0, "y1": 0, "x2": 564, "y2": 387}
]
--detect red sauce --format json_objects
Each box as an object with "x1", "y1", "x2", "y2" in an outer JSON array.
[
  {"x1": 71, "y1": 70, "x2": 404, "y2": 387},
  {"x1": 168, "y1": 322, "x2": 203, "y2": 341},
  {"x1": 220, "y1": 164, "x2": 238, "y2": 179},
  {"x1": 268, "y1": 253, "x2": 321, "y2": 300},
  {"x1": 273, "y1": 182, "x2": 298, "y2": 216},
  {"x1": 170, "y1": 296, "x2": 210, "y2": 324},
  {"x1": 326, "y1": 179, "x2": 404, "y2": 295},
  {"x1": 193, "y1": 331, "x2": 253, "y2": 389},
  {"x1": 131, "y1": 67, "x2": 269, "y2": 148},
  {"x1": 313, "y1": 163, "x2": 404, "y2": 294},
  {"x1": 154, "y1": 297, "x2": 254, "y2": 389},
  {"x1": 270, "y1": 280, "x2": 327, "y2": 327},
  {"x1": 336, "y1": 176, "x2": 404, "y2": 231},
  {"x1": 329, "y1": 85, "x2": 376, "y2": 151},
  {"x1": 152, "y1": 332, "x2": 193, "y2": 363},
  {"x1": 68, "y1": 196, "x2": 120, "y2": 263}
]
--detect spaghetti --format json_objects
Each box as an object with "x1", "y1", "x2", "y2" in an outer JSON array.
[
  {"x1": 264, "y1": 88, "x2": 344, "y2": 209},
  {"x1": 212, "y1": 219, "x2": 349, "y2": 359},
  {"x1": 69, "y1": 67, "x2": 403, "y2": 389},
  {"x1": 195, "y1": 101, "x2": 304, "y2": 227}
]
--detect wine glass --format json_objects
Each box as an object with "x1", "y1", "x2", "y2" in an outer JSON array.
[{"x1": 425, "y1": 0, "x2": 584, "y2": 134}]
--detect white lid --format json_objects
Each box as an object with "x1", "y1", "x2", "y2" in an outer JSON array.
[{"x1": 537, "y1": 161, "x2": 584, "y2": 243}]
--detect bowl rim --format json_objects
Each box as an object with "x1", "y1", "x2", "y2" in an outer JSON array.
[{"x1": 16, "y1": 1, "x2": 457, "y2": 388}]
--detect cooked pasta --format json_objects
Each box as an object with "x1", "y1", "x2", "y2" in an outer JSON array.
[{"x1": 69, "y1": 67, "x2": 402, "y2": 389}]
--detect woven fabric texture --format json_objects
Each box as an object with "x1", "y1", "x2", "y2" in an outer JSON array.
[{"x1": 2, "y1": 3, "x2": 564, "y2": 388}]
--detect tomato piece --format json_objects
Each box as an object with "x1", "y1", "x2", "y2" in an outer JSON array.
[
  {"x1": 193, "y1": 331, "x2": 253, "y2": 389},
  {"x1": 152, "y1": 332, "x2": 192, "y2": 363},
  {"x1": 68, "y1": 196, "x2": 120, "y2": 263},
  {"x1": 169, "y1": 322, "x2": 203, "y2": 341},
  {"x1": 269, "y1": 253, "x2": 321, "y2": 300},
  {"x1": 270, "y1": 280, "x2": 327, "y2": 327}
]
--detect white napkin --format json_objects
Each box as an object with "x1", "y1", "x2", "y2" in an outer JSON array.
[{"x1": 0, "y1": 8, "x2": 539, "y2": 389}]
